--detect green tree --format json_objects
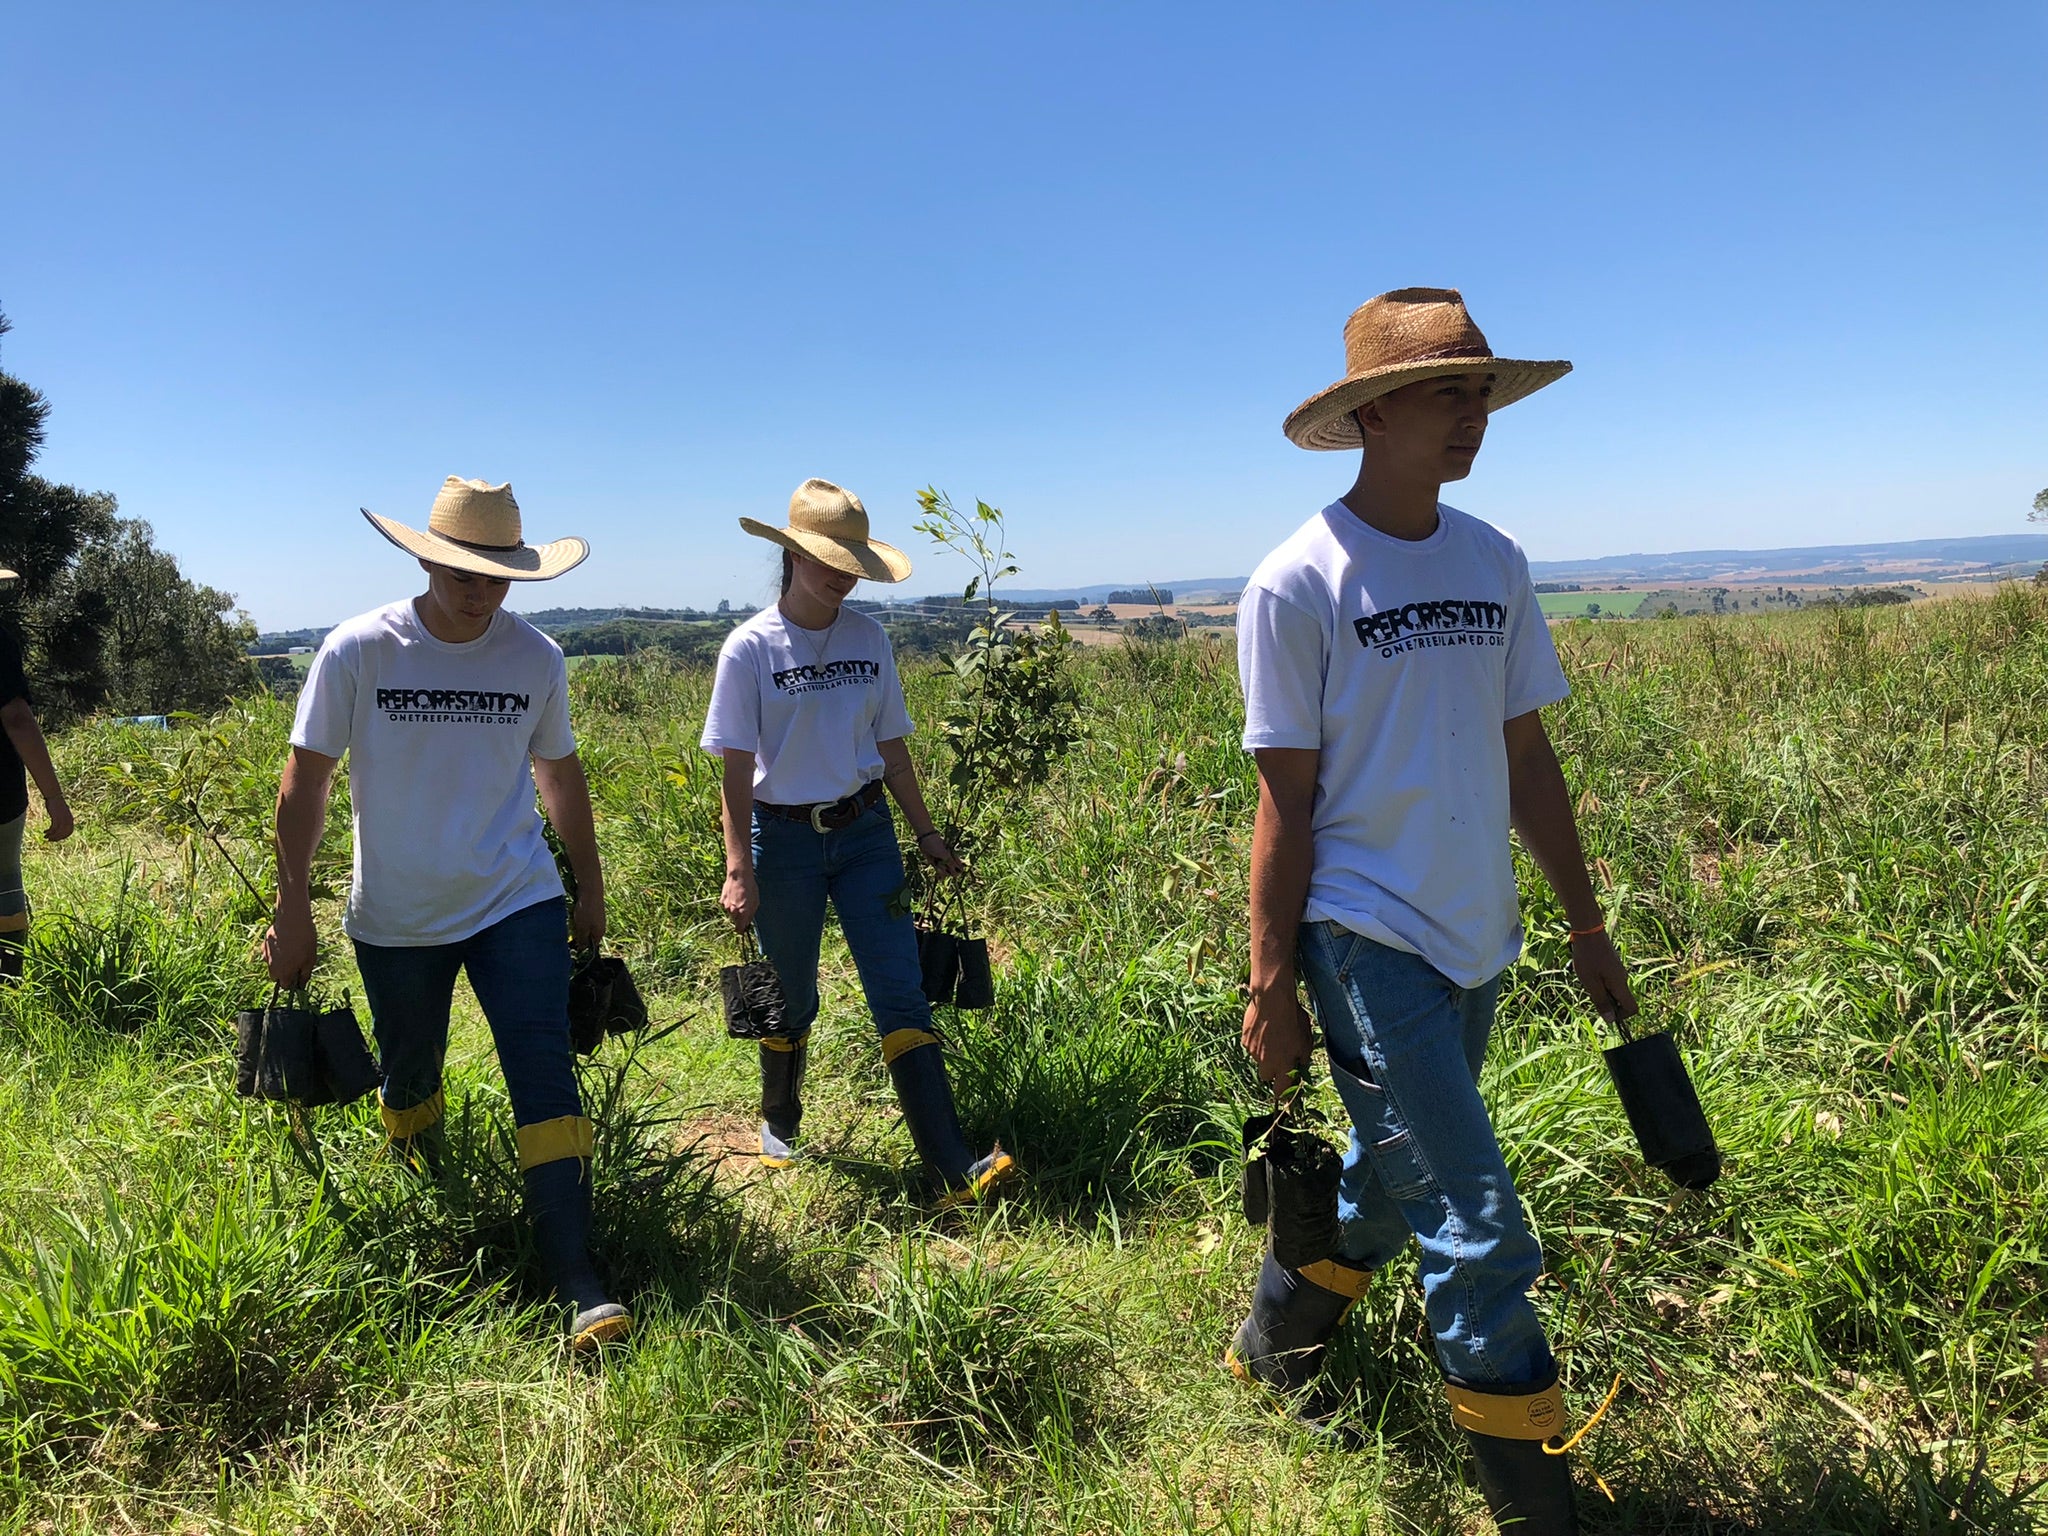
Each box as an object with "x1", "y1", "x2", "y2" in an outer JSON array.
[
  {"x1": 2031, "y1": 487, "x2": 2047, "y2": 521},
  {"x1": 0, "y1": 307, "x2": 118, "y2": 716},
  {"x1": 0, "y1": 307, "x2": 254, "y2": 720},
  {"x1": 61, "y1": 519, "x2": 256, "y2": 715}
]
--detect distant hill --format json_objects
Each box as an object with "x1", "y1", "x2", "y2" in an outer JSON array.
[
  {"x1": 252, "y1": 536, "x2": 2048, "y2": 642},
  {"x1": 1522, "y1": 533, "x2": 2048, "y2": 586},
  {"x1": 989, "y1": 535, "x2": 2048, "y2": 604}
]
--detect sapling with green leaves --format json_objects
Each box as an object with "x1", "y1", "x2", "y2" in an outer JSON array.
[{"x1": 909, "y1": 488, "x2": 1083, "y2": 959}]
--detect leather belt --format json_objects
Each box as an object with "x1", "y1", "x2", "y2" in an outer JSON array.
[{"x1": 758, "y1": 779, "x2": 886, "y2": 832}]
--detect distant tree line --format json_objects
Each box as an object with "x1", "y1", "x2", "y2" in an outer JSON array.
[
  {"x1": 1105, "y1": 589, "x2": 1170, "y2": 606},
  {"x1": 552, "y1": 619, "x2": 735, "y2": 664},
  {"x1": 1, "y1": 307, "x2": 256, "y2": 723}
]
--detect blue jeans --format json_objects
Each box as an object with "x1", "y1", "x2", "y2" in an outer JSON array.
[
  {"x1": 1298, "y1": 920, "x2": 1555, "y2": 1389},
  {"x1": 750, "y1": 800, "x2": 929, "y2": 1048},
  {"x1": 352, "y1": 895, "x2": 582, "y2": 1131}
]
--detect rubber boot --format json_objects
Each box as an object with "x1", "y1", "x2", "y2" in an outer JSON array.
[
  {"x1": 0, "y1": 909, "x2": 26, "y2": 984},
  {"x1": 380, "y1": 1088, "x2": 447, "y2": 1177},
  {"x1": 1227, "y1": 1248, "x2": 1371, "y2": 1397},
  {"x1": 881, "y1": 1028, "x2": 1017, "y2": 1204},
  {"x1": 759, "y1": 1033, "x2": 809, "y2": 1167},
  {"x1": 519, "y1": 1117, "x2": 632, "y2": 1350},
  {"x1": 1448, "y1": 1376, "x2": 1579, "y2": 1534}
]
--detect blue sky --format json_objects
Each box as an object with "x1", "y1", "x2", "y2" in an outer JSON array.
[{"x1": 5, "y1": 3, "x2": 2044, "y2": 629}]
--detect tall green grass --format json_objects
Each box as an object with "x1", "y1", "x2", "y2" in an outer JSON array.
[{"x1": 0, "y1": 593, "x2": 2043, "y2": 1531}]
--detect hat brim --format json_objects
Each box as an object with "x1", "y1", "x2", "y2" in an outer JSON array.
[
  {"x1": 1283, "y1": 357, "x2": 1572, "y2": 451},
  {"x1": 361, "y1": 509, "x2": 589, "y2": 581},
  {"x1": 739, "y1": 518, "x2": 912, "y2": 584}
]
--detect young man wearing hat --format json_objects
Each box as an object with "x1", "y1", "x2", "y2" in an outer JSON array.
[
  {"x1": 1230, "y1": 289, "x2": 1634, "y2": 1532},
  {"x1": 262, "y1": 477, "x2": 630, "y2": 1351}
]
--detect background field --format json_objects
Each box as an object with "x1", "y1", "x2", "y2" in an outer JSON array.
[{"x1": 3, "y1": 591, "x2": 2045, "y2": 1533}]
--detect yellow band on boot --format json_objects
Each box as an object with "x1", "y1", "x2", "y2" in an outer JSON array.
[
  {"x1": 1298, "y1": 1259, "x2": 1372, "y2": 1301},
  {"x1": 0, "y1": 910, "x2": 27, "y2": 934},
  {"x1": 380, "y1": 1088, "x2": 445, "y2": 1139},
  {"x1": 761, "y1": 1031, "x2": 811, "y2": 1053},
  {"x1": 517, "y1": 1114, "x2": 594, "y2": 1170},
  {"x1": 880, "y1": 1028, "x2": 940, "y2": 1065},
  {"x1": 1446, "y1": 1380, "x2": 1567, "y2": 1442}
]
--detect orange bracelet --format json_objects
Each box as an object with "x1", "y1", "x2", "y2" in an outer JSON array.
[{"x1": 1567, "y1": 921, "x2": 1607, "y2": 940}]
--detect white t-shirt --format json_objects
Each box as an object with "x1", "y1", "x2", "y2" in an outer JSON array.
[
  {"x1": 700, "y1": 606, "x2": 914, "y2": 805},
  {"x1": 291, "y1": 601, "x2": 577, "y2": 947},
  {"x1": 1238, "y1": 502, "x2": 1569, "y2": 988}
]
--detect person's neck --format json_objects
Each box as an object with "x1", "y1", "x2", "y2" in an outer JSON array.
[
  {"x1": 1339, "y1": 458, "x2": 1443, "y2": 542},
  {"x1": 778, "y1": 588, "x2": 841, "y2": 630},
  {"x1": 412, "y1": 592, "x2": 492, "y2": 644}
]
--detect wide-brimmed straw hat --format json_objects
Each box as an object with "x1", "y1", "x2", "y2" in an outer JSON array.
[
  {"x1": 361, "y1": 477, "x2": 588, "y2": 581},
  {"x1": 739, "y1": 479, "x2": 912, "y2": 584},
  {"x1": 1284, "y1": 288, "x2": 1571, "y2": 451}
]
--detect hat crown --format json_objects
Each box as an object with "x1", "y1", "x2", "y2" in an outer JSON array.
[
  {"x1": 788, "y1": 478, "x2": 871, "y2": 541},
  {"x1": 1342, "y1": 287, "x2": 1493, "y2": 377},
  {"x1": 427, "y1": 477, "x2": 525, "y2": 550}
]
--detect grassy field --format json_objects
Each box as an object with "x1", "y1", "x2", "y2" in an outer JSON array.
[
  {"x1": 3, "y1": 591, "x2": 2046, "y2": 1532},
  {"x1": 1536, "y1": 591, "x2": 1647, "y2": 619}
]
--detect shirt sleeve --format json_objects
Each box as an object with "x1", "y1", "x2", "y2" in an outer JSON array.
[
  {"x1": 699, "y1": 636, "x2": 761, "y2": 755},
  {"x1": 529, "y1": 646, "x2": 577, "y2": 760},
  {"x1": 0, "y1": 631, "x2": 30, "y2": 709},
  {"x1": 1502, "y1": 549, "x2": 1570, "y2": 719},
  {"x1": 874, "y1": 644, "x2": 914, "y2": 741},
  {"x1": 1238, "y1": 583, "x2": 1327, "y2": 751},
  {"x1": 290, "y1": 633, "x2": 357, "y2": 756}
]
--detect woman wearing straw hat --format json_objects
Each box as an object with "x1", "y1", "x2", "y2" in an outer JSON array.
[
  {"x1": 702, "y1": 478, "x2": 1016, "y2": 1202},
  {"x1": 262, "y1": 476, "x2": 631, "y2": 1351},
  {"x1": 1230, "y1": 290, "x2": 1634, "y2": 1532}
]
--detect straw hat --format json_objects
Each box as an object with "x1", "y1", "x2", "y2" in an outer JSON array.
[
  {"x1": 739, "y1": 479, "x2": 912, "y2": 584},
  {"x1": 361, "y1": 477, "x2": 588, "y2": 581},
  {"x1": 1284, "y1": 288, "x2": 1571, "y2": 451}
]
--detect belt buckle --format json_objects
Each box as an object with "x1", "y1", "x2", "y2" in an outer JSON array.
[{"x1": 810, "y1": 801, "x2": 834, "y2": 833}]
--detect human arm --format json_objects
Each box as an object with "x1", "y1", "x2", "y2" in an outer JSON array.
[
  {"x1": 262, "y1": 746, "x2": 339, "y2": 987},
  {"x1": 1503, "y1": 709, "x2": 1636, "y2": 1024},
  {"x1": 718, "y1": 748, "x2": 759, "y2": 930},
  {"x1": 0, "y1": 699, "x2": 72, "y2": 841},
  {"x1": 533, "y1": 751, "x2": 605, "y2": 952},
  {"x1": 1241, "y1": 746, "x2": 1320, "y2": 1089},
  {"x1": 877, "y1": 736, "x2": 964, "y2": 877}
]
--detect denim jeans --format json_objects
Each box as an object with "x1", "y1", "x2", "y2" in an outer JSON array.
[
  {"x1": 750, "y1": 799, "x2": 929, "y2": 1047},
  {"x1": 1298, "y1": 919, "x2": 1555, "y2": 1389},
  {"x1": 352, "y1": 895, "x2": 581, "y2": 1129}
]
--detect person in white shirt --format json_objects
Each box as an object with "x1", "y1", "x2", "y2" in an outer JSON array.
[
  {"x1": 1232, "y1": 290, "x2": 1634, "y2": 1533},
  {"x1": 702, "y1": 479, "x2": 1016, "y2": 1203},
  {"x1": 263, "y1": 477, "x2": 629, "y2": 1352}
]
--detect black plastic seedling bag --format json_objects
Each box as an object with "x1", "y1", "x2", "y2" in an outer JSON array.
[
  {"x1": 1603, "y1": 1022, "x2": 1721, "y2": 1190},
  {"x1": 722, "y1": 932, "x2": 789, "y2": 1041},
  {"x1": 233, "y1": 1005, "x2": 266, "y2": 1098},
  {"x1": 917, "y1": 928, "x2": 960, "y2": 1005},
  {"x1": 951, "y1": 936, "x2": 995, "y2": 1010},
  {"x1": 250, "y1": 991, "x2": 329, "y2": 1105},
  {"x1": 570, "y1": 952, "x2": 650, "y2": 1055},
  {"x1": 234, "y1": 989, "x2": 380, "y2": 1108},
  {"x1": 313, "y1": 1001, "x2": 381, "y2": 1105},
  {"x1": 1241, "y1": 1107, "x2": 1344, "y2": 1268}
]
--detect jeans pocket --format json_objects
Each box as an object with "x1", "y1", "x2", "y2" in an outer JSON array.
[{"x1": 1327, "y1": 1055, "x2": 1436, "y2": 1203}]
